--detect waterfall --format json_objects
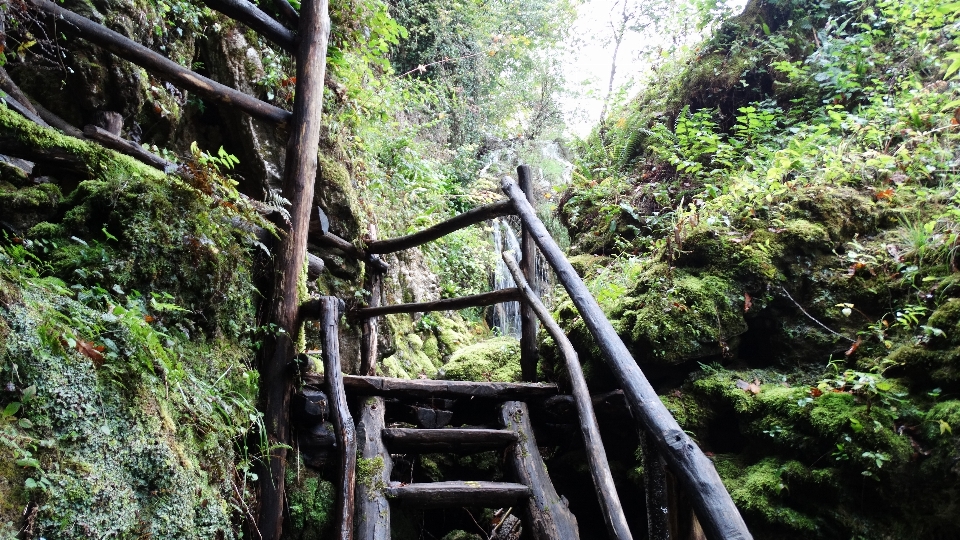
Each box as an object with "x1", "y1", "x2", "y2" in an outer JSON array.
[{"x1": 490, "y1": 218, "x2": 554, "y2": 337}]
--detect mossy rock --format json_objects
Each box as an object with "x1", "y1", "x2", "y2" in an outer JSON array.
[
  {"x1": 286, "y1": 467, "x2": 335, "y2": 540},
  {"x1": 441, "y1": 532, "x2": 482, "y2": 540},
  {"x1": 439, "y1": 337, "x2": 521, "y2": 382}
]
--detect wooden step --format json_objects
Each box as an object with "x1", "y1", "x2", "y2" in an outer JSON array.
[
  {"x1": 385, "y1": 481, "x2": 530, "y2": 508},
  {"x1": 339, "y1": 374, "x2": 558, "y2": 399},
  {"x1": 382, "y1": 427, "x2": 517, "y2": 453}
]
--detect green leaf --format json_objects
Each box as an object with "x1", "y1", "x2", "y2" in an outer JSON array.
[
  {"x1": 18, "y1": 418, "x2": 33, "y2": 429},
  {"x1": 940, "y1": 419, "x2": 952, "y2": 435},
  {"x1": 15, "y1": 458, "x2": 40, "y2": 469},
  {"x1": 22, "y1": 385, "x2": 36, "y2": 402},
  {"x1": 3, "y1": 402, "x2": 21, "y2": 417}
]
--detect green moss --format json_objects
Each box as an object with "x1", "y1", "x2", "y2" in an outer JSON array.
[
  {"x1": 286, "y1": 468, "x2": 335, "y2": 540},
  {"x1": 441, "y1": 531, "x2": 483, "y2": 540},
  {"x1": 440, "y1": 337, "x2": 521, "y2": 382},
  {"x1": 715, "y1": 457, "x2": 821, "y2": 534},
  {"x1": 357, "y1": 456, "x2": 385, "y2": 494}
]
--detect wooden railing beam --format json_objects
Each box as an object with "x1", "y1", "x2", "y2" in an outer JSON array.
[
  {"x1": 365, "y1": 200, "x2": 514, "y2": 254},
  {"x1": 501, "y1": 176, "x2": 752, "y2": 540},
  {"x1": 352, "y1": 288, "x2": 521, "y2": 318},
  {"x1": 200, "y1": 0, "x2": 297, "y2": 53},
  {"x1": 27, "y1": 0, "x2": 292, "y2": 127}
]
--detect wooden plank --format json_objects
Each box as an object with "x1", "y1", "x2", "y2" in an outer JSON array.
[
  {"x1": 385, "y1": 481, "x2": 529, "y2": 509},
  {"x1": 382, "y1": 428, "x2": 517, "y2": 453},
  {"x1": 502, "y1": 176, "x2": 752, "y2": 540},
  {"x1": 355, "y1": 397, "x2": 391, "y2": 540},
  {"x1": 517, "y1": 165, "x2": 539, "y2": 382},
  {"x1": 200, "y1": 0, "x2": 297, "y2": 53},
  {"x1": 83, "y1": 124, "x2": 177, "y2": 173},
  {"x1": 340, "y1": 375, "x2": 558, "y2": 400},
  {"x1": 503, "y1": 253, "x2": 632, "y2": 540},
  {"x1": 365, "y1": 200, "x2": 514, "y2": 254},
  {"x1": 321, "y1": 297, "x2": 357, "y2": 540},
  {"x1": 254, "y1": 0, "x2": 330, "y2": 537},
  {"x1": 353, "y1": 288, "x2": 521, "y2": 318},
  {"x1": 26, "y1": 0, "x2": 292, "y2": 127},
  {"x1": 499, "y1": 401, "x2": 580, "y2": 539}
]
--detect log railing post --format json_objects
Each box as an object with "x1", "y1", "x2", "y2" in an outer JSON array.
[
  {"x1": 320, "y1": 297, "x2": 357, "y2": 540},
  {"x1": 360, "y1": 224, "x2": 383, "y2": 376},
  {"x1": 517, "y1": 165, "x2": 538, "y2": 382},
  {"x1": 255, "y1": 0, "x2": 330, "y2": 537}
]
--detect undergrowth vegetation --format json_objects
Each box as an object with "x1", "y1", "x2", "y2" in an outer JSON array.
[{"x1": 554, "y1": 0, "x2": 960, "y2": 536}]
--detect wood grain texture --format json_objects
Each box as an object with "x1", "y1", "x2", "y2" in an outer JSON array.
[
  {"x1": 381, "y1": 428, "x2": 517, "y2": 453},
  {"x1": 339, "y1": 375, "x2": 558, "y2": 400},
  {"x1": 385, "y1": 481, "x2": 530, "y2": 509},
  {"x1": 355, "y1": 397, "x2": 391, "y2": 540}
]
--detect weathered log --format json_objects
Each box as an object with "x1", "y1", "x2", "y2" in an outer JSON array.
[
  {"x1": 1, "y1": 89, "x2": 50, "y2": 129},
  {"x1": 385, "y1": 481, "x2": 529, "y2": 509},
  {"x1": 502, "y1": 176, "x2": 751, "y2": 540},
  {"x1": 307, "y1": 252, "x2": 325, "y2": 278},
  {"x1": 360, "y1": 223, "x2": 382, "y2": 375},
  {"x1": 640, "y1": 430, "x2": 670, "y2": 540},
  {"x1": 200, "y1": 0, "x2": 297, "y2": 53},
  {"x1": 273, "y1": 0, "x2": 300, "y2": 27},
  {"x1": 28, "y1": 99, "x2": 85, "y2": 138},
  {"x1": 352, "y1": 288, "x2": 521, "y2": 318},
  {"x1": 355, "y1": 396, "x2": 391, "y2": 540},
  {"x1": 499, "y1": 401, "x2": 580, "y2": 539},
  {"x1": 365, "y1": 200, "x2": 514, "y2": 254},
  {"x1": 255, "y1": 0, "x2": 330, "y2": 537},
  {"x1": 0, "y1": 118, "x2": 89, "y2": 177},
  {"x1": 516, "y1": 166, "x2": 538, "y2": 383},
  {"x1": 382, "y1": 428, "x2": 517, "y2": 453},
  {"x1": 320, "y1": 297, "x2": 357, "y2": 540},
  {"x1": 0, "y1": 67, "x2": 38, "y2": 116},
  {"x1": 309, "y1": 209, "x2": 390, "y2": 272},
  {"x1": 339, "y1": 375, "x2": 558, "y2": 400},
  {"x1": 503, "y1": 253, "x2": 632, "y2": 540},
  {"x1": 26, "y1": 0, "x2": 292, "y2": 128},
  {"x1": 83, "y1": 124, "x2": 177, "y2": 173}
]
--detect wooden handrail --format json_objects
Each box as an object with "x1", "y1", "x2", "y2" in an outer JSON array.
[
  {"x1": 365, "y1": 200, "x2": 515, "y2": 254},
  {"x1": 27, "y1": 0, "x2": 292, "y2": 127},
  {"x1": 351, "y1": 288, "x2": 521, "y2": 318},
  {"x1": 200, "y1": 0, "x2": 297, "y2": 53},
  {"x1": 501, "y1": 176, "x2": 752, "y2": 540},
  {"x1": 503, "y1": 252, "x2": 633, "y2": 540}
]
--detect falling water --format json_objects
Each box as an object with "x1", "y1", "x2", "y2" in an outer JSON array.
[{"x1": 491, "y1": 218, "x2": 522, "y2": 337}]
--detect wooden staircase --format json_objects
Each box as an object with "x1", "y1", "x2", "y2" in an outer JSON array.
[{"x1": 299, "y1": 373, "x2": 578, "y2": 538}]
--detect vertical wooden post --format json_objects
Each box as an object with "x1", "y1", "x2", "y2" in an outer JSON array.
[
  {"x1": 517, "y1": 165, "x2": 538, "y2": 382},
  {"x1": 255, "y1": 0, "x2": 330, "y2": 537},
  {"x1": 355, "y1": 396, "x2": 391, "y2": 540},
  {"x1": 320, "y1": 297, "x2": 357, "y2": 540},
  {"x1": 360, "y1": 224, "x2": 382, "y2": 376}
]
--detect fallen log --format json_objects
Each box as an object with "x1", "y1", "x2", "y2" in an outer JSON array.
[
  {"x1": 355, "y1": 397, "x2": 391, "y2": 540},
  {"x1": 338, "y1": 375, "x2": 558, "y2": 400},
  {"x1": 352, "y1": 288, "x2": 521, "y2": 318},
  {"x1": 502, "y1": 176, "x2": 752, "y2": 540},
  {"x1": 499, "y1": 401, "x2": 580, "y2": 539},
  {"x1": 504, "y1": 252, "x2": 632, "y2": 540},
  {"x1": 200, "y1": 0, "x2": 297, "y2": 53},
  {"x1": 26, "y1": 0, "x2": 291, "y2": 127},
  {"x1": 365, "y1": 200, "x2": 514, "y2": 254}
]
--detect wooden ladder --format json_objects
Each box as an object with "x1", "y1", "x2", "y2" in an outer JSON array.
[{"x1": 348, "y1": 376, "x2": 579, "y2": 539}]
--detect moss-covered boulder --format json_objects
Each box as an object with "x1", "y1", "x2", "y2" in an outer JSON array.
[{"x1": 438, "y1": 337, "x2": 521, "y2": 382}]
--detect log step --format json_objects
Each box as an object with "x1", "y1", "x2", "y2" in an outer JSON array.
[
  {"x1": 339, "y1": 374, "x2": 558, "y2": 399},
  {"x1": 385, "y1": 481, "x2": 530, "y2": 508},
  {"x1": 382, "y1": 428, "x2": 518, "y2": 453}
]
